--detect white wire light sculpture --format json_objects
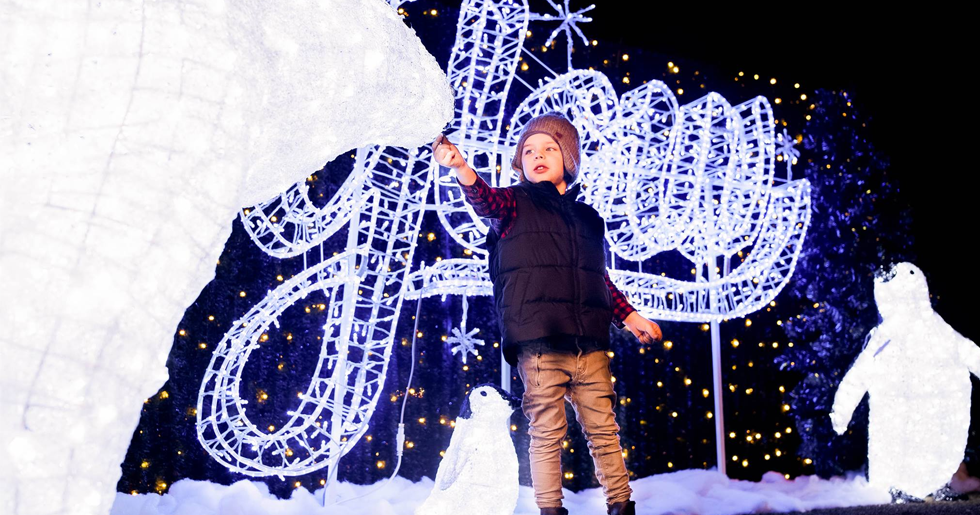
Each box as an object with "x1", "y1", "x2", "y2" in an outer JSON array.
[
  {"x1": 197, "y1": 144, "x2": 433, "y2": 477},
  {"x1": 197, "y1": 0, "x2": 811, "y2": 479}
]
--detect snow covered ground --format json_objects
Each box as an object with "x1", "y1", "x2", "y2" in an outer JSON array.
[{"x1": 111, "y1": 469, "x2": 891, "y2": 515}]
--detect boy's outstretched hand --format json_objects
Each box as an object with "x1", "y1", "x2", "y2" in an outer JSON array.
[
  {"x1": 431, "y1": 134, "x2": 467, "y2": 170},
  {"x1": 623, "y1": 311, "x2": 662, "y2": 345}
]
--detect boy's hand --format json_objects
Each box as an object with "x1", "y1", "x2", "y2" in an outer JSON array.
[
  {"x1": 623, "y1": 311, "x2": 662, "y2": 345},
  {"x1": 431, "y1": 134, "x2": 468, "y2": 170}
]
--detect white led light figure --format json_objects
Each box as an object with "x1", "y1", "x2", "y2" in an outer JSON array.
[
  {"x1": 831, "y1": 263, "x2": 980, "y2": 500},
  {"x1": 0, "y1": 0, "x2": 451, "y2": 512},
  {"x1": 198, "y1": 145, "x2": 434, "y2": 478}
]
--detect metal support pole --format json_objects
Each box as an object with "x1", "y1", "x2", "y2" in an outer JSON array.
[
  {"x1": 501, "y1": 354, "x2": 512, "y2": 393},
  {"x1": 710, "y1": 319, "x2": 726, "y2": 475},
  {"x1": 707, "y1": 256, "x2": 726, "y2": 475}
]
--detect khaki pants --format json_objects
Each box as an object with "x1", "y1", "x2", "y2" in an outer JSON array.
[{"x1": 517, "y1": 346, "x2": 632, "y2": 509}]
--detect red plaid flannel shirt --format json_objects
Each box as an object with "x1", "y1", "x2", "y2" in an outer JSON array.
[{"x1": 459, "y1": 175, "x2": 636, "y2": 327}]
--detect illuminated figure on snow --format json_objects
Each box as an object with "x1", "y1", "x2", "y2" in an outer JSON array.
[{"x1": 831, "y1": 262, "x2": 980, "y2": 501}]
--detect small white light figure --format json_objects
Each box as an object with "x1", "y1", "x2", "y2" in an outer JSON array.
[
  {"x1": 416, "y1": 385, "x2": 521, "y2": 515},
  {"x1": 831, "y1": 262, "x2": 980, "y2": 500}
]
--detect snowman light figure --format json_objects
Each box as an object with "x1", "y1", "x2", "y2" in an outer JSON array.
[{"x1": 831, "y1": 262, "x2": 980, "y2": 501}]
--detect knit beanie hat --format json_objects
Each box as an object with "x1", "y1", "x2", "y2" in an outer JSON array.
[{"x1": 511, "y1": 112, "x2": 581, "y2": 184}]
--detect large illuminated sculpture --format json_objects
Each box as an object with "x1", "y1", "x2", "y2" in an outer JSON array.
[
  {"x1": 0, "y1": 0, "x2": 452, "y2": 513},
  {"x1": 830, "y1": 262, "x2": 980, "y2": 500},
  {"x1": 196, "y1": 0, "x2": 811, "y2": 481}
]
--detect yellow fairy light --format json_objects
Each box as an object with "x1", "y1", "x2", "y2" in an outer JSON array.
[
  {"x1": 239, "y1": 291, "x2": 246, "y2": 297},
  {"x1": 770, "y1": 78, "x2": 777, "y2": 85},
  {"x1": 702, "y1": 389, "x2": 710, "y2": 398},
  {"x1": 663, "y1": 341, "x2": 673, "y2": 350},
  {"x1": 208, "y1": 315, "x2": 214, "y2": 321},
  {"x1": 684, "y1": 378, "x2": 692, "y2": 386},
  {"x1": 418, "y1": 417, "x2": 426, "y2": 424},
  {"x1": 178, "y1": 329, "x2": 186, "y2": 336},
  {"x1": 377, "y1": 460, "x2": 386, "y2": 469},
  {"x1": 198, "y1": 342, "x2": 207, "y2": 349},
  {"x1": 706, "y1": 411, "x2": 713, "y2": 419},
  {"x1": 564, "y1": 472, "x2": 574, "y2": 479},
  {"x1": 510, "y1": 424, "x2": 517, "y2": 431},
  {"x1": 140, "y1": 460, "x2": 150, "y2": 469},
  {"x1": 745, "y1": 319, "x2": 752, "y2": 327}
]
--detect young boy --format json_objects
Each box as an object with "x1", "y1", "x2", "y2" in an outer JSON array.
[{"x1": 432, "y1": 112, "x2": 661, "y2": 515}]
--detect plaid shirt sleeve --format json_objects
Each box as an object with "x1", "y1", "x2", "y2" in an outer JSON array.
[
  {"x1": 605, "y1": 270, "x2": 636, "y2": 328},
  {"x1": 457, "y1": 174, "x2": 516, "y2": 236}
]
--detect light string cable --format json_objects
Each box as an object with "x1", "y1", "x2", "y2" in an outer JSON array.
[{"x1": 332, "y1": 289, "x2": 423, "y2": 505}]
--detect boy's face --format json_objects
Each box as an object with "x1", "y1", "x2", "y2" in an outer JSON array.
[{"x1": 520, "y1": 133, "x2": 565, "y2": 189}]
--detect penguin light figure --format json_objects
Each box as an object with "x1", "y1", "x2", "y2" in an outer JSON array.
[
  {"x1": 830, "y1": 262, "x2": 980, "y2": 500},
  {"x1": 416, "y1": 384, "x2": 521, "y2": 515}
]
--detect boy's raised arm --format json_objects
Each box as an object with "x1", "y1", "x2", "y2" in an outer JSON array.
[{"x1": 432, "y1": 134, "x2": 515, "y2": 220}]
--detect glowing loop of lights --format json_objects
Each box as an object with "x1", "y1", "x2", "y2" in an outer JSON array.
[{"x1": 198, "y1": 143, "x2": 433, "y2": 476}]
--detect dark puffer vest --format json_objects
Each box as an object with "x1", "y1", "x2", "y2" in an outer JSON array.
[{"x1": 487, "y1": 180, "x2": 613, "y2": 365}]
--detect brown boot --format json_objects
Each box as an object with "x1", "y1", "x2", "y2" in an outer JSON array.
[
  {"x1": 540, "y1": 508, "x2": 568, "y2": 515},
  {"x1": 607, "y1": 500, "x2": 635, "y2": 515}
]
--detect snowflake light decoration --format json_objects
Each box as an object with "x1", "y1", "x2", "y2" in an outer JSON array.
[
  {"x1": 446, "y1": 297, "x2": 485, "y2": 364},
  {"x1": 528, "y1": 0, "x2": 594, "y2": 70}
]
